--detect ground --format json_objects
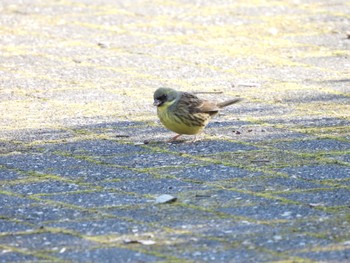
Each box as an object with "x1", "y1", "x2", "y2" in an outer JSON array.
[{"x1": 0, "y1": 0, "x2": 350, "y2": 262}]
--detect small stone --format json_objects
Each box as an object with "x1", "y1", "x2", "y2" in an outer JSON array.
[
  {"x1": 139, "y1": 240, "x2": 156, "y2": 245},
  {"x1": 273, "y1": 235, "x2": 282, "y2": 241},
  {"x1": 193, "y1": 251, "x2": 202, "y2": 257},
  {"x1": 155, "y1": 194, "x2": 177, "y2": 204},
  {"x1": 281, "y1": 211, "x2": 292, "y2": 217},
  {"x1": 268, "y1": 27, "x2": 279, "y2": 35},
  {"x1": 72, "y1": 59, "x2": 82, "y2": 63},
  {"x1": 97, "y1": 42, "x2": 109, "y2": 48}
]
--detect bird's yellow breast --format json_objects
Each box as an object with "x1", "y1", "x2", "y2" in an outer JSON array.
[{"x1": 157, "y1": 102, "x2": 204, "y2": 135}]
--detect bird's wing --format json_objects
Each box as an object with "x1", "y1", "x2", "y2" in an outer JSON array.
[{"x1": 180, "y1": 92, "x2": 219, "y2": 114}]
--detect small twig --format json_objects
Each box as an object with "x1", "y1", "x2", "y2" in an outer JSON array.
[
  {"x1": 251, "y1": 159, "x2": 270, "y2": 163},
  {"x1": 115, "y1": 134, "x2": 130, "y2": 138},
  {"x1": 195, "y1": 194, "x2": 212, "y2": 198}
]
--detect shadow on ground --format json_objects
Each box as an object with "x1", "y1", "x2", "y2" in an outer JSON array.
[{"x1": 0, "y1": 118, "x2": 350, "y2": 262}]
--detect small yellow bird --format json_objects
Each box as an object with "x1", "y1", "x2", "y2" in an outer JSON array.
[{"x1": 153, "y1": 87, "x2": 242, "y2": 142}]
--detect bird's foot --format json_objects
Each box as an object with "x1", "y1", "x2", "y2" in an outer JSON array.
[
  {"x1": 186, "y1": 134, "x2": 202, "y2": 143},
  {"x1": 167, "y1": 134, "x2": 182, "y2": 143}
]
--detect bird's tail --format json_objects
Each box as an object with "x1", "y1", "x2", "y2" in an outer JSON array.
[{"x1": 217, "y1": 98, "x2": 242, "y2": 108}]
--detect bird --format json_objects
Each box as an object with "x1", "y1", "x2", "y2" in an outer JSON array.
[{"x1": 153, "y1": 87, "x2": 242, "y2": 142}]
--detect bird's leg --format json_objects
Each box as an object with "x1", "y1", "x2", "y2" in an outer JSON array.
[
  {"x1": 167, "y1": 134, "x2": 182, "y2": 142},
  {"x1": 191, "y1": 135, "x2": 199, "y2": 143},
  {"x1": 187, "y1": 134, "x2": 201, "y2": 143},
  {"x1": 187, "y1": 132, "x2": 205, "y2": 143}
]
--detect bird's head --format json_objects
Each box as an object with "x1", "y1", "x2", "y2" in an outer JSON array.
[{"x1": 153, "y1": 87, "x2": 178, "y2": 107}]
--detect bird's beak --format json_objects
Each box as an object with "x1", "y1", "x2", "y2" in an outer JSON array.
[{"x1": 153, "y1": 99, "x2": 162, "y2": 106}]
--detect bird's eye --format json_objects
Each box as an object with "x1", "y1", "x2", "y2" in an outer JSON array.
[{"x1": 158, "y1": 94, "x2": 167, "y2": 101}]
